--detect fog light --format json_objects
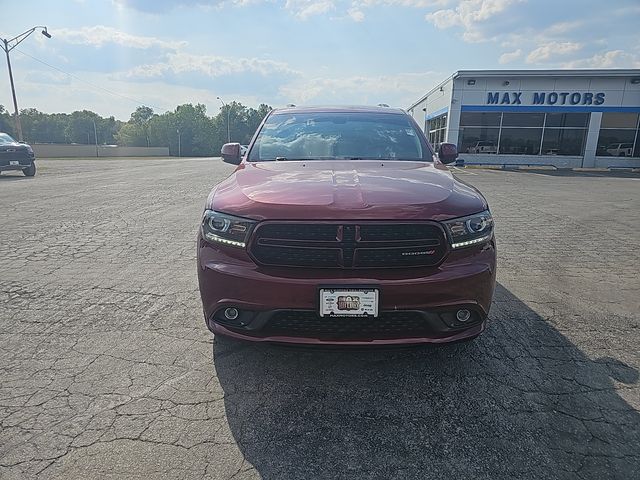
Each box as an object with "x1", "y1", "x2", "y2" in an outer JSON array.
[
  {"x1": 456, "y1": 309, "x2": 471, "y2": 322},
  {"x1": 224, "y1": 307, "x2": 239, "y2": 320}
]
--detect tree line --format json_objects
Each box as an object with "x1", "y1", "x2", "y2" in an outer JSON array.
[{"x1": 0, "y1": 102, "x2": 272, "y2": 157}]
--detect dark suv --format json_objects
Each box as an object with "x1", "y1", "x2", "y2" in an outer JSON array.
[
  {"x1": 0, "y1": 133, "x2": 36, "y2": 176},
  {"x1": 197, "y1": 106, "x2": 496, "y2": 345}
]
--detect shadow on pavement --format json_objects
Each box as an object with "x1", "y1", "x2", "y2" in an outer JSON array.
[{"x1": 213, "y1": 284, "x2": 639, "y2": 479}]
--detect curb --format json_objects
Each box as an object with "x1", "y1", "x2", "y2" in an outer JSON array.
[
  {"x1": 459, "y1": 165, "x2": 640, "y2": 173},
  {"x1": 463, "y1": 165, "x2": 503, "y2": 170}
]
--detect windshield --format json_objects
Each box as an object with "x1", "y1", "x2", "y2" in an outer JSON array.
[
  {"x1": 248, "y1": 112, "x2": 430, "y2": 162},
  {"x1": 0, "y1": 133, "x2": 16, "y2": 145}
]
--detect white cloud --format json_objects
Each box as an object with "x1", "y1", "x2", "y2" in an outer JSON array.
[
  {"x1": 543, "y1": 21, "x2": 583, "y2": 36},
  {"x1": 336, "y1": 0, "x2": 453, "y2": 22},
  {"x1": 357, "y1": 0, "x2": 451, "y2": 6},
  {"x1": 525, "y1": 41, "x2": 582, "y2": 64},
  {"x1": 5, "y1": 67, "x2": 267, "y2": 119},
  {"x1": 53, "y1": 26, "x2": 186, "y2": 50},
  {"x1": 498, "y1": 48, "x2": 521, "y2": 64},
  {"x1": 285, "y1": 0, "x2": 336, "y2": 19},
  {"x1": 563, "y1": 50, "x2": 640, "y2": 69},
  {"x1": 112, "y1": 0, "x2": 258, "y2": 13},
  {"x1": 22, "y1": 70, "x2": 72, "y2": 86},
  {"x1": 280, "y1": 71, "x2": 443, "y2": 107},
  {"x1": 425, "y1": 0, "x2": 522, "y2": 42},
  {"x1": 121, "y1": 52, "x2": 298, "y2": 79},
  {"x1": 347, "y1": 7, "x2": 365, "y2": 21}
]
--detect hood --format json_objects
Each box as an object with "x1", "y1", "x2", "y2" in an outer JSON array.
[
  {"x1": 0, "y1": 142, "x2": 28, "y2": 152},
  {"x1": 209, "y1": 161, "x2": 487, "y2": 221}
]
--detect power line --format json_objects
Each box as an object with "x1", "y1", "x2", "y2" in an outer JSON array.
[{"x1": 13, "y1": 47, "x2": 172, "y2": 113}]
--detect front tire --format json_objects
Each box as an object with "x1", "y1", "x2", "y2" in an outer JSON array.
[{"x1": 22, "y1": 162, "x2": 36, "y2": 177}]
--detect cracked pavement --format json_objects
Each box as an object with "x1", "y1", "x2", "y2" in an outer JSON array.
[{"x1": 0, "y1": 159, "x2": 639, "y2": 479}]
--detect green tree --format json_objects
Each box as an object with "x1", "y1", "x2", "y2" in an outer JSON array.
[
  {"x1": 20, "y1": 108, "x2": 68, "y2": 143},
  {"x1": 172, "y1": 103, "x2": 216, "y2": 156},
  {"x1": 115, "y1": 106, "x2": 155, "y2": 147},
  {"x1": 65, "y1": 110, "x2": 102, "y2": 144},
  {"x1": 130, "y1": 106, "x2": 154, "y2": 125},
  {"x1": 115, "y1": 122, "x2": 148, "y2": 147},
  {"x1": 0, "y1": 105, "x2": 15, "y2": 136},
  {"x1": 211, "y1": 102, "x2": 271, "y2": 152},
  {"x1": 1, "y1": 101, "x2": 272, "y2": 155},
  {"x1": 246, "y1": 104, "x2": 271, "y2": 141},
  {"x1": 98, "y1": 116, "x2": 121, "y2": 145}
]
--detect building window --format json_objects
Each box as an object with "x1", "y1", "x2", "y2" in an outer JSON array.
[
  {"x1": 542, "y1": 129, "x2": 587, "y2": 156},
  {"x1": 460, "y1": 112, "x2": 501, "y2": 127},
  {"x1": 457, "y1": 127, "x2": 499, "y2": 153},
  {"x1": 499, "y1": 128, "x2": 543, "y2": 155},
  {"x1": 597, "y1": 113, "x2": 640, "y2": 158},
  {"x1": 427, "y1": 113, "x2": 447, "y2": 148},
  {"x1": 459, "y1": 111, "x2": 589, "y2": 156}
]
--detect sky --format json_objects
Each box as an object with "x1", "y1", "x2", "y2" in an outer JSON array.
[{"x1": 1, "y1": 0, "x2": 639, "y2": 120}]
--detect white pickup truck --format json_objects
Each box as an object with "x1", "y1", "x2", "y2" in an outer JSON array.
[
  {"x1": 466, "y1": 141, "x2": 498, "y2": 154},
  {"x1": 605, "y1": 143, "x2": 633, "y2": 157}
]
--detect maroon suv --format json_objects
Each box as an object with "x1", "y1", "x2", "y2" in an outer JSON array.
[{"x1": 197, "y1": 106, "x2": 496, "y2": 345}]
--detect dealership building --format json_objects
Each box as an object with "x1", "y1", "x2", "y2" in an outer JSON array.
[{"x1": 407, "y1": 69, "x2": 640, "y2": 168}]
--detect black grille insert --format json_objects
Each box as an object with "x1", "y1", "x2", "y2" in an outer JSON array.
[
  {"x1": 249, "y1": 222, "x2": 447, "y2": 268},
  {"x1": 260, "y1": 311, "x2": 436, "y2": 340}
]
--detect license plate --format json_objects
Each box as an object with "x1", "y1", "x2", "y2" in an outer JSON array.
[
  {"x1": 9, "y1": 161, "x2": 18, "y2": 166},
  {"x1": 319, "y1": 288, "x2": 379, "y2": 317}
]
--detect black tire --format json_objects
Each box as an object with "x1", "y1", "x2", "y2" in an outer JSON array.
[{"x1": 22, "y1": 162, "x2": 36, "y2": 177}]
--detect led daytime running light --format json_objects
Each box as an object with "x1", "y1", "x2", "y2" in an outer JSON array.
[
  {"x1": 204, "y1": 232, "x2": 246, "y2": 248},
  {"x1": 451, "y1": 234, "x2": 492, "y2": 249}
]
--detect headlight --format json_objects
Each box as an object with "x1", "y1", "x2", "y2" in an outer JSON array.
[
  {"x1": 201, "y1": 210, "x2": 256, "y2": 248},
  {"x1": 443, "y1": 210, "x2": 493, "y2": 249}
]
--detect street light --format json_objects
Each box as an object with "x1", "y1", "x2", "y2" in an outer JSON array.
[
  {"x1": 216, "y1": 96, "x2": 231, "y2": 143},
  {"x1": 93, "y1": 119, "x2": 99, "y2": 158},
  {"x1": 176, "y1": 128, "x2": 181, "y2": 157},
  {"x1": 1, "y1": 26, "x2": 52, "y2": 141}
]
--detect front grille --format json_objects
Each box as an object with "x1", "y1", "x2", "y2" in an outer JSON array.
[
  {"x1": 0, "y1": 148, "x2": 30, "y2": 165},
  {"x1": 359, "y1": 224, "x2": 440, "y2": 241},
  {"x1": 249, "y1": 222, "x2": 447, "y2": 268},
  {"x1": 260, "y1": 311, "x2": 435, "y2": 340},
  {"x1": 257, "y1": 223, "x2": 338, "y2": 241}
]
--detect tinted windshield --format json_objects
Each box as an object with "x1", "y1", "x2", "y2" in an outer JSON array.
[
  {"x1": 0, "y1": 133, "x2": 16, "y2": 145},
  {"x1": 248, "y1": 112, "x2": 430, "y2": 161}
]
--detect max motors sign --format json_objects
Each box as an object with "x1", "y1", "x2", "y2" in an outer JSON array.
[{"x1": 487, "y1": 91, "x2": 606, "y2": 106}]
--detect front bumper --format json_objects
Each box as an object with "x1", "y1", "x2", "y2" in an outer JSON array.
[
  {"x1": 197, "y1": 235, "x2": 496, "y2": 345},
  {"x1": 0, "y1": 158, "x2": 34, "y2": 171}
]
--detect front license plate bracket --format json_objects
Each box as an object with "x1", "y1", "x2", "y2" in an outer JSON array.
[{"x1": 319, "y1": 287, "x2": 379, "y2": 317}]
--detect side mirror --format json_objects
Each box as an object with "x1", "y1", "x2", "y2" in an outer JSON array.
[
  {"x1": 221, "y1": 142, "x2": 241, "y2": 165},
  {"x1": 438, "y1": 142, "x2": 458, "y2": 164}
]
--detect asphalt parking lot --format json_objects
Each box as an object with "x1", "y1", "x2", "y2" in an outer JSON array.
[{"x1": 1, "y1": 158, "x2": 639, "y2": 479}]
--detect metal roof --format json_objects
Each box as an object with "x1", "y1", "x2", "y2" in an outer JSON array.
[
  {"x1": 408, "y1": 69, "x2": 640, "y2": 111},
  {"x1": 455, "y1": 69, "x2": 640, "y2": 78}
]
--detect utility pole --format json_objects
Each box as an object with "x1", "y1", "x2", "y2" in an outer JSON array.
[
  {"x1": 93, "y1": 119, "x2": 99, "y2": 157},
  {"x1": 0, "y1": 27, "x2": 51, "y2": 141},
  {"x1": 3, "y1": 40, "x2": 21, "y2": 141},
  {"x1": 216, "y1": 96, "x2": 231, "y2": 143}
]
